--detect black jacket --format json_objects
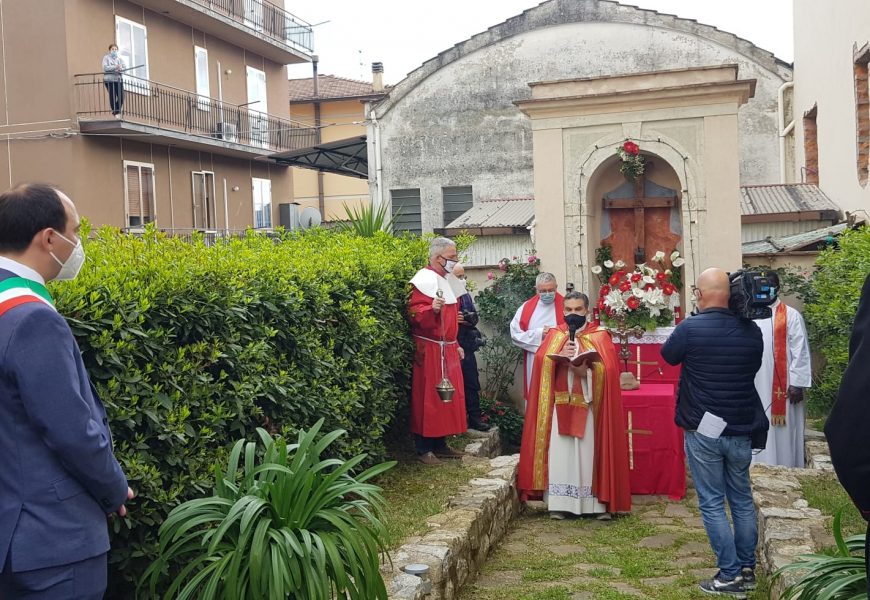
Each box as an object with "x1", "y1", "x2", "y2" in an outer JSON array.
[
  {"x1": 661, "y1": 307, "x2": 767, "y2": 437},
  {"x1": 825, "y1": 272, "x2": 870, "y2": 522}
]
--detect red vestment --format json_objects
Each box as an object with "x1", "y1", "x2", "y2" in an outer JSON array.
[
  {"x1": 408, "y1": 269, "x2": 467, "y2": 437},
  {"x1": 517, "y1": 323, "x2": 632, "y2": 513}
]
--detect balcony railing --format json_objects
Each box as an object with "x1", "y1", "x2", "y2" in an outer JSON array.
[
  {"x1": 187, "y1": 0, "x2": 313, "y2": 52},
  {"x1": 74, "y1": 73, "x2": 317, "y2": 153}
]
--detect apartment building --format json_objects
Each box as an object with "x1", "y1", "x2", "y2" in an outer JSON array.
[
  {"x1": 0, "y1": 0, "x2": 315, "y2": 232},
  {"x1": 287, "y1": 64, "x2": 385, "y2": 223}
]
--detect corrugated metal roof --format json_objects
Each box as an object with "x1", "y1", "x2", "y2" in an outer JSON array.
[
  {"x1": 740, "y1": 184, "x2": 841, "y2": 217},
  {"x1": 462, "y1": 234, "x2": 534, "y2": 267},
  {"x1": 742, "y1": 223, "x2": 849, "y2": 255},
  {"x1": 443, "y1": 197, "x2": 534, "y2": 230}
]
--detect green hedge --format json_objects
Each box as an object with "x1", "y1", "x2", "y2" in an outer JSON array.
[
  {"x1": 802, "y1": 227, "x2": 870, "y2": 416},
  {"x1": 50, "y1": 227, "x2": 428, "y2": 596}
]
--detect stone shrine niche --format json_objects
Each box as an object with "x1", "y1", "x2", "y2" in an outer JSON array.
[{"x1": 600, "y1": 161, "x2": 682, "y2": 271}]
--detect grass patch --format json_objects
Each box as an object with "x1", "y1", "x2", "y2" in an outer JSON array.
[
  {"x1": 798, "y1": 472, "x2": 865, "y2": 539},
  {"x1": 377, "y1": 435, "x2": 487, "y2": 549}
]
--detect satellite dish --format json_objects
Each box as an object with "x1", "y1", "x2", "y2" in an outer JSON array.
[{"x1": 299, "y1": 207, "x2": 322, "y2": 229}]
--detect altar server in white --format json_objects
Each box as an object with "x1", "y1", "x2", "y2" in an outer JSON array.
[
  {"x1": 510, "y1": 273, "x2": 565, "y2": 406},
  {"x1": 751, "y1": 282, "x2": 812, "y2": 468}
]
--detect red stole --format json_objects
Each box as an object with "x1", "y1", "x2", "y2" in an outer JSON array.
[
  {"x1": 771, "y1": 302, "x2": 789, "y2": 426},
  {"x1": 517, "y1": 324, "x2": 632, "y2": 513}
]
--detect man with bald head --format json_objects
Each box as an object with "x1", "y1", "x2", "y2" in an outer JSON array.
[{"x1": 662, "y1": 268, "x2": 766, "y2": 598}]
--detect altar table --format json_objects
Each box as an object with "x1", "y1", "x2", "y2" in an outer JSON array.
[
  {"x1": 611, "y1": 326, "x2": 682, "y2": 386},
  {"x1": 621, "y1": 382, "x2": 686, "y2": 500}
]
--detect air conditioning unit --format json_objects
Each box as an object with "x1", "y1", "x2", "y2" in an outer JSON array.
[{"x1": 213, "y1": 122, "x2": 238, "y2": 142}]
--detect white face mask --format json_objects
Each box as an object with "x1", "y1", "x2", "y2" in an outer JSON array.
[
  {"x1": 50, "y1": 231, "x2": 85, "y2": 281},
  {"x1": 445, "y1": 259, "x2": 457, "y2": 273}
]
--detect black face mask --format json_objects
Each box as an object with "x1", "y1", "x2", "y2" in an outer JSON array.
[{"x1": 564, "y1": 313, "x2": 587, "y2": 340}]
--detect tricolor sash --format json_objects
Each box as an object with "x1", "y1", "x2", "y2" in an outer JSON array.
[
  {"x1": 771, "y1": 301, "x2": 788, "y2": 426},
  {"x1": 0, "y1": 276, "x2": 55, "y2": 317}
]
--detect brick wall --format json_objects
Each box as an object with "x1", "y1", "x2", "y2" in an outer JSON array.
[
  {"x1": 803, "y1": 105, "x2": 819, "y2": 185},
  {"x1": 855, "y1": 43, "x2": 869, "y2": 187}
]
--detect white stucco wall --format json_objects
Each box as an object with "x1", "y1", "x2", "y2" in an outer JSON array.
[{"x1": 792, "y1": 0, "x2": 870, "y2": 214}]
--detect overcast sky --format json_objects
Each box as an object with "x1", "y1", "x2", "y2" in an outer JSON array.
[{"x1": 285, "y1": 0, "x2": 793, "y2": 84}]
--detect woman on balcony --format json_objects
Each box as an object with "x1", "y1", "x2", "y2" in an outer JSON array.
[{"x1": 102, "y1": 44, "x2": 125, "y2": 117}]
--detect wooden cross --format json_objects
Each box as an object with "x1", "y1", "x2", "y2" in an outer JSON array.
[
  {"x1": 627, "y1": 346, "x2": 661, "y2": 382},
  {"x1": 625, "y1": 410, "x2": 653, "y2": 470},
  {"x1": 603, "y1": 172, "x2": 676, "y2": 265}
]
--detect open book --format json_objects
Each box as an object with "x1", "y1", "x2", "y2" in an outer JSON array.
[{"x1": 546, "y1": 348, "x2": 600, "y2": 367}]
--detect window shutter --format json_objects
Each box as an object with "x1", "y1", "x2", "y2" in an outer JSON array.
[
  {"x1": 141, "y1": 166, "x2": 154, "y2": 222},
  {"x1": 126, "y1": 164, "x2": 142, "y2": 224}
]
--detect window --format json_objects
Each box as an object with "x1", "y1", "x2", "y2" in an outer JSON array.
[
  {"x1": 442, "y1": 185, "x2": 473, "y2": 227},
  {"x1": 194, "y1": 46, "x2": 210, "y2": 111},
  {"x1": 124, "y1": 161, "x2": 155, "y2": 228},
  {"x1": 246, "y1": 66, "x2": 268, "y2": 147},
  {"x1": 855, "y1": 43, "x2": 869, "y2": 186},
  {"x1": 192, "y1": 171, "x2": 216, "y2": 230},
  {"x1": 252, "y1": 178, "x2": 272, "y2": 228},
  {"x1": 803, "y1": 105, "x2": 819, "y2": 185},
  {"x1": 390, "y1": 189, "x2": 422, "y2": 235},
  {"x1": 115, "y1": 16, "x2": 149, "y2": 93}
]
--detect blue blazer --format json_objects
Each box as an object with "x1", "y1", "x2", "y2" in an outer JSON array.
[{"x1": 0, "y1": 270, "x2": 128, "y2": 572}]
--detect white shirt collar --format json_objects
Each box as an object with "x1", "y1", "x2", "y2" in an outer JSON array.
[{"x1": 0, "y1": 256, "x2": 46, "y2": 285}]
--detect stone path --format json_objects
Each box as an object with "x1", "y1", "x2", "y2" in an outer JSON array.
[{"x1": 459, "y1": 488, "x2": 768, "y2": 600}]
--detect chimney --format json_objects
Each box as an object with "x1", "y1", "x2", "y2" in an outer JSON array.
[{"x1": 371, "y1": 62, "x2": 384, "y2": 93}]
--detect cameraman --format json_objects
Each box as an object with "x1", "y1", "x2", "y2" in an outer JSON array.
[
  {"x1": 454, "y1": 264, "x2": 490, "y2": 431},
  {"x1": 661, "y1": 268, "x2": 767, "y2": 597}
]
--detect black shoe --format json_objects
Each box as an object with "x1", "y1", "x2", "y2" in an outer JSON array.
[
  {"x1": 468, "y1": 417, "x2": 491, "y2": 431},
  {"x1": 740, "y1": 568, "x2": 756, "y2": 590},
  {"x1": 699, "y1": 573, "x2": 746, "y2": 598}
]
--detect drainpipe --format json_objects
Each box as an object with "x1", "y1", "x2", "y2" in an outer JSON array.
[
  {"x1": 312, "y1": 55, "x2": 325, "y2": 217},
  {"x1": 369, "y1": 104, "x2": 385, "y2": 213},
  {"x1": 778, "y1": 81, "x2": 795, "y2": 183}
]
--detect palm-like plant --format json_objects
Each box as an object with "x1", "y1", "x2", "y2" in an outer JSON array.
[
  {"x1": 141, "y1": 419, "x2": 396, "y2": 599},
  {"x1": 333, "y1": 202, "x2": 396, "y2": 237},
  {"x1": 773, "y1": 510, "x2": 868, "y2": 599}
]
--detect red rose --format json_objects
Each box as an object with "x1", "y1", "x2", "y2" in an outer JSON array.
[
  {"x1": 663, "y1": 283, "x2": 675, "y2": 296},
  {"x1": 626, "y1": 296, "x2": 641, "y2": 310},
  {"x1": 618, "y1": 281, "x2": 632, "y2": 293},
  {"x1": 599, "y1": 284, "x2": 611, "y2": 296},
  {"x1": 644, "y1": 283, "x2": 655, "y2": 291},
  {"x1": 623, "y1": 141, "x2": 640, "y2": 155},
  {"x1": 615, "y1": 270, "x2": 627, "y2": 279},
  {"x1": 609, "y1": 274, "x2": 620, "y2": 286},
  {"x1": 656, "y1": 272, "x2": 667, "y2": 281},
  {"x1": 630, "y1": 273, "x2": 642, "y2": 282},
  {"x1": 597, "y1": 298, "x2": 606, "y2": 310}
]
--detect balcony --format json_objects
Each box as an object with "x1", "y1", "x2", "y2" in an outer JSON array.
[
  {"x1": 74, "y1": 73, "x2": 317, "y2": 158},
  {"x1": 133, "y1": 0, "x2": 313, "y2": 64}
]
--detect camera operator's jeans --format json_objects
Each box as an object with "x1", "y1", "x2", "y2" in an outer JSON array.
[{"x1": 684, "y1": 431, "x2": 757, "y2": 580}]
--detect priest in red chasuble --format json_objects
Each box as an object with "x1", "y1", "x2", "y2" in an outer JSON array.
[
  {"x1": 518, "y1": 291, "x2": 632, "y2": 518},
  {"x1": 407, "y1": 237, "x2": 468, "y2": 465}
]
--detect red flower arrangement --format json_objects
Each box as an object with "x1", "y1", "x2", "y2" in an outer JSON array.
[{"x1": 616, "y1": 139, "x2": 645, "y2": 181}]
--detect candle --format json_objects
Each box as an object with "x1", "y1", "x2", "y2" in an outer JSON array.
[
  {"x1": 636, "y1": 346, "x2": 641, "y2": 380},
  {"x1": 592, "y1": 307, "x2": 600, "y2": 325},
  {"x1": 674, "y1": 305, "x2": 682, "y2": 324}
]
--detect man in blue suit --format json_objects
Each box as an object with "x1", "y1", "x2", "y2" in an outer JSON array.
[{"x1": 0, "y1": 183, "x2": 132, "y2": 599}]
